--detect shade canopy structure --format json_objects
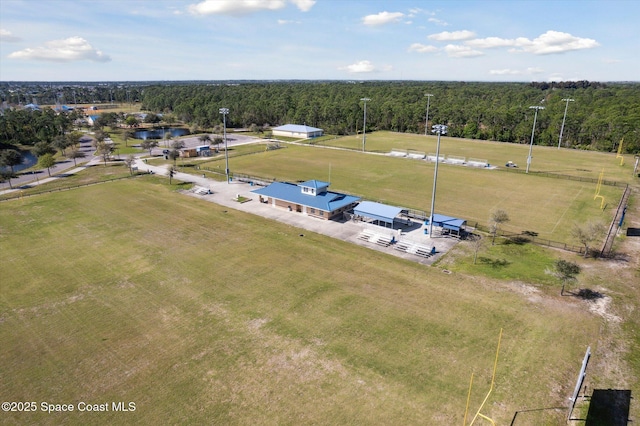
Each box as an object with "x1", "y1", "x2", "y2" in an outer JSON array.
[
  {"x1": 424, "y1": 213, "x2": 467, "y2": 236},
  {"x1": 353, "y1": 201, "x2": 403, "y2": 228}
]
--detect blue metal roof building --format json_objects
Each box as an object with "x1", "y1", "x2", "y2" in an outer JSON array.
[
  {"x1": 353, "y1": 201, "x2": 404, "y2": 228},
  {"x1": 425, "y1": 214, "x2": 467, "y2": 236},
  {"x1": 252, "y1": 180, "x2": 360, "y2": 220}
]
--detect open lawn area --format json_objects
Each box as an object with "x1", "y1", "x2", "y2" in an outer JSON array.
[
  {"x1": 0, "y1": 178, "x2": 612, "y2": 425},
  {"x1": 199, "y1": 139, "x2": 624, "y2": 244},
  {"x1": 319, "y1": 131, "x2": 637, "y2": 184}
]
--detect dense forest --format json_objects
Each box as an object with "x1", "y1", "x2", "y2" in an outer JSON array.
[
  {"x1": 1, "y1": 81, "x2": 639, "y2": 153},
  {"x1": 140, "y1": 81, "x2": 640, "y2": 153}
]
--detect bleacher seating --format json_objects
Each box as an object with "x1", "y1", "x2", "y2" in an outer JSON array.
[
  {"x1": 357, "y1": 230, "x2": 393, "y2": 247},
  {"x1": 394, "y1": 241, "x2": 435, "y2": 258},
  {"x1": 389, "y1": 149, "x2": 407, "y2": 157},
  {"x1": 358, "y1": 231, "x2": 435, "y2": 256},
  {"x1": 192, "y1": 186, "x2": 211, "y2": 195},
  {"x1": 407, "y1": 152, "x2": 426, "y2": 159},
  {"x1": 467, "y1": 158, "x2": 488, "y2": 168}
]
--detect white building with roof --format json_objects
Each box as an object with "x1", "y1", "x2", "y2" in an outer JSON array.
[{"x1": 272, "y1": 124, "x2": 323, "y2": 139}]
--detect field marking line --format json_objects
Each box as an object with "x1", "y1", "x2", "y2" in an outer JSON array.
[{"x1": 550, "y1": 185, "x2": 584, "y2": 234}]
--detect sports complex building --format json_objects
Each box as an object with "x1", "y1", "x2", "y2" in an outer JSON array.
[
  {"x1": 271, "y1": 124, "x2": 324, "y2": 139},
  {"x1": 252, "y1": 179, "x2": 467, "y2": 237},
  {"x1": 252, "y1": 180, "x2": 360, "y2": 220}
]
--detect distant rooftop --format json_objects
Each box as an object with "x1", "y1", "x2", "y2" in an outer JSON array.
[{"x1": 272, "y1": 124, "x2": 323, "y2": 133}]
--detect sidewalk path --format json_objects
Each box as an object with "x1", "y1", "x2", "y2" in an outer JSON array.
[
  {"x1": 3, "y1": 153, "x2": 457, "y2": 266},
  {"x1": 132, "y1": 158, "x2": 457, "y2": 266}
]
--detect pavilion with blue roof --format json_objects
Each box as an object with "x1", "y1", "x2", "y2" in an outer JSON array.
[
  {"x1": 251, "y1": 179, "x2": 360, "y2": 220},
  {"x1": 424, "y1": 214, "x2": 467, "y2": 237},
  {"x1": 353, "y1": 201, "x2": 404, "y2": 229}
]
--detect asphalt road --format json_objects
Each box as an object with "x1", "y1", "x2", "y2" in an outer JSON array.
[
  {"x1": 0, "y1": 135, "x2": 97, "y2": 191},
  {"x1": 0, "y1": 133, "x2": 262, "y2": 192}
]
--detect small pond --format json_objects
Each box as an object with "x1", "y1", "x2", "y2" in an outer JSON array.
[
  {"x1": 0, "y1": 150, "x2": 38, "y2": 173},
  {"x1": 133, "y1": 128, "x2": 189, "y2": 140}
]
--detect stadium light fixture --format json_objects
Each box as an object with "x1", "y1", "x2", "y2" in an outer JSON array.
[
  {"x1": 558, "y1": 98, "x2": 574, "y2": 149},
  {"x1": 219, "y1": 107, "x2": 230, "y2": 183},
  {"x1": 428, "y1": 124, "x2": 448, "y2": 237},
  {"x1": 424, "y1": 94, "x2": 433, "y2": 136},
  {"x1": 360, "y1": 98, "x2": 370, "y2": 152},
  {"x1": 526, "y1": 106, "x2": 545, "y2": 174}
]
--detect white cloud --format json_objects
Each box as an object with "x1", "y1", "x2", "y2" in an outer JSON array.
[
  {"x1": 465, "y1": 37, "x2": 516, "y2": 49},
  {"x1": 510, "y1": 30, "x2": 599, "y2": 54},
  {"x1": 408, "y1": 43, "x2": 438, "y2": 53},
  {"x1": 427, "y1": 17, "x2": 448, "y2": 26},
  {"x1": 188, "y1": 0, "x2": 314, "y2": 15},
  {"x1": 7, "y1": 37, "x2": 111, "y2": 62},
  {"x1": 362, "y1": 11, "x2": 405, "y2": 26},
  {"x1": 466, "y1": 31, "x2": 599, "y2": 55},
  {"x1": 189, "y1": 0, "x2": 285, "y2": 15},
  {"x1": 489, "y1": 67, "x2": 544, "y2": 75},
  {"x1": 0, "y1": 29, "x2": 21, "y2": 42},
  {"x1": 428, "y1": 30, "x2": 476, "y2": 41},
  {"x1": 489, "y1": 69, "x2": 521, "y2": 75},
  {"x1": 278, "y1": 19, "x2": 300, "y2": 25},
  {"x1": 289, "y1": 0, "x2": 316, "y2": 12},
  {"x1": 341, "y1": 60, "x2": 376, "y2": 73},
  {"x1": 443, "y1": 44, "x2": 483, "y2": 58}
]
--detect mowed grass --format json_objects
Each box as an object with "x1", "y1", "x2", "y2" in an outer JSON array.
[
  {"x1": 0, "y1": 179, "x2": 600, "y2": 425},
  {"x1": 208, "y1": 141, "x2": 622, "y2": 244},
  {"x1": 321, "y1": 131, "x2": 637, "y2": 184}
]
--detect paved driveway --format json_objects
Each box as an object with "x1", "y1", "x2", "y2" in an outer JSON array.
[{"x1": 132, "y1": 158, "x2": 459, "y2": 266}]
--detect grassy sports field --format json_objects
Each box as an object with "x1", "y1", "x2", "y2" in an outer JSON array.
[
  {"x1": 316, "y1": 131, "x2": 637, "y2": 184},
  {"x1": 195, "y1": 133, "x2": 627, "y2": 244},
  {"x1": 0, "y1": 178, "x2": 604, "y2": 424}
]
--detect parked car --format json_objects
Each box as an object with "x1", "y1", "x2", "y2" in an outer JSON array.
[{"x1": 505, "y1": 161, "x2": 518, "y2": 168}]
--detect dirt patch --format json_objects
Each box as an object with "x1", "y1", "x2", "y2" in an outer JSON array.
[{"x1": 585, "y1": 294, "x2": 621, "y2": 323}]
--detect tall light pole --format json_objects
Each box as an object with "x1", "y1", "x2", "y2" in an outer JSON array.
[
  {"x1": 219, "y1": 107, "x2": 230, "y2": 183},
  {"x1": 360, "y1": 98, "x2": 370, "y2": 152},
  {"x1": 424, "y1": 93, "x2": 433, "y2": 136},
  {"x1": 557, "y1": 98, "x2": 574, "y2": 149},
  {"x1": 526, "y1": 106, "x2": 544, "y2": 174},
  {"x1": 428, "y1": 124, "x2": 448, "y2": 237}
]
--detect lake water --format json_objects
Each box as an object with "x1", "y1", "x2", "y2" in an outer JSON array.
[
  {"x1": 0, "y1": 150, "x2": 38, "y2": 173},
  {"x1": 133, "y1": 128, "x2": 189, "y2": 140}
]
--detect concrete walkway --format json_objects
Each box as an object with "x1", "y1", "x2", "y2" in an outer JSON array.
[
  {"x1": 2, "y1": 153, "x2": 460, "y2": 266},
  {"x1": 133, "y1": 158, "x2": 459, "y2": 266}
]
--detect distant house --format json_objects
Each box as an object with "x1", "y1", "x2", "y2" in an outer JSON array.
[
  {"x1": 272, "y1": 124, "x2": 323, "y2": 139},
  {"x1": 87, "y1": 115, "x2": 100, "y2": 126},
  {"x1": 251, "y1": 179, "x2": 360, "y2": 220},
  {"x1": 180, "y1": 145, "x2": 211, "y2": 158}
]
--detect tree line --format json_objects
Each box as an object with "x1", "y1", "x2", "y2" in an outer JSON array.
[
  {"x1": 1, "y1": 80, "x2": 639, "y2": 154},
  {"x1": 140, "y1": 81, "x2": 640, "y2": 153}
]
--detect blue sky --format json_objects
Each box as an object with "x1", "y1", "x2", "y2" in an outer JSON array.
[{"x1": 0, "y1": 0, "x2": 638, "y2": 82}]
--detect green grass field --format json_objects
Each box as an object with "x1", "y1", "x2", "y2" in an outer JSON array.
[
  {"x1": 193, "y1": 134, "x2": 625, "y2": 244},
  {"x1": 320, "y1": 131, "x2": 637, "y2": 184},
  {"x1": 0, "y1": 179, "x2": 605, "y2": 425},
  {"x1": 2, "y1": 131, "x2": 638, "y2": 424}
]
